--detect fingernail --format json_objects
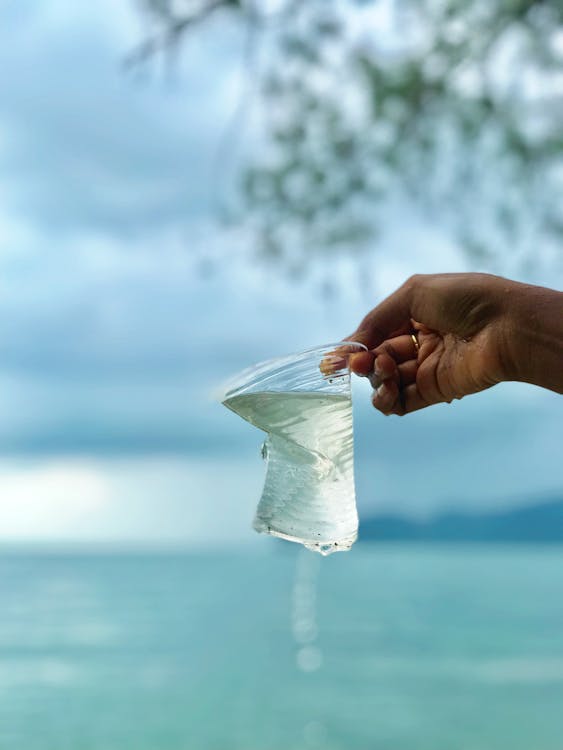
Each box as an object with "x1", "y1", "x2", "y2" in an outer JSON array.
[
  {"x1": 376, "y1": 383, "x2": 386, "y2": 398},
  {"x1": 373, "y1": 360, "x2": 382, "y2": 377}
]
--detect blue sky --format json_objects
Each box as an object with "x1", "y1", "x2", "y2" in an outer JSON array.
[{"x1": 0, "y1": 1, "x2": 561, "y2": 545}]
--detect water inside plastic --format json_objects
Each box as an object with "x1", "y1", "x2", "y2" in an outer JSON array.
[{"x1": 221, "y1": 343, "x2": 364, "y2": 555}]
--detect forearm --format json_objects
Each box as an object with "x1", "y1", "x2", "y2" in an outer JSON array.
[{"x1": 504, "y1": 282, "x2": 563, "y2": 394}]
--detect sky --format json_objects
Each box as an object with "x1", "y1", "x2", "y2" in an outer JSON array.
[{"x1": 0, "y1": 1, "x2": 561, "y2": 546}]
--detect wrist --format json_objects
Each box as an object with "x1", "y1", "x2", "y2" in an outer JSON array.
[{"x1": 501, "y1": 281, "x2": 563, "y2": 393}]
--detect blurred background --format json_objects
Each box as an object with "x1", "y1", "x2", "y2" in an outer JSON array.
[{"x1": 0, "y1": 1, "x2": 562, "y2": 748}]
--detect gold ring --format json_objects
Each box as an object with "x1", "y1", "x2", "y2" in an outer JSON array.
[{"x1": 411, "y1": 333, "x2": 420, "y2": 354}]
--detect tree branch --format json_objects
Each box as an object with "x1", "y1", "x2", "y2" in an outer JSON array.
[{"x1": 123, "y1": 0, "x2": 235, "y2": 68}]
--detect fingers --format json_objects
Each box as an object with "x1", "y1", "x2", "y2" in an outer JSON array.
[
  {"x1": 396, "y1": 359, "x2": 418, "y2": 388},
  {"x1": 373, "y1": 381, "x2": 430, "y2": 415},
  {"x1": 370, "y1": 361, "x2": 420, "y2": 413},
  {"x1": 349, "y1": 331, "x2": 429, "y2": 415},
  {"x1": 368, "y1": 351, "x2": 400, "y2": 387},
  {"x1": 349, "y1": 333, "x2": 419, "y2": 381},
  {"x1": 348, "y1": 350, "x2": 376, "y2": 377},
  {"x1": 371, "y1": 380, "x2": 400, "y2": 413}
]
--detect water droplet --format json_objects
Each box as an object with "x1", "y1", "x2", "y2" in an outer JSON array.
[{"x1": 296, "y1": 645, "x2": 323, "y2": 672}]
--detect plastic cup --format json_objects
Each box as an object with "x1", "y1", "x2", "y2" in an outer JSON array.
[{"x1": 221, "y1": 341, "x2": 366, "y2": 555}]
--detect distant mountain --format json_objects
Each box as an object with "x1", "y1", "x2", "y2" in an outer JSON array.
[{"x1": 360, "y1": 497, "x2": 563, "y2": 543}]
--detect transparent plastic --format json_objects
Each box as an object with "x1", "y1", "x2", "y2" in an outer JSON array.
[{"x1": 221, "y1": 341, "x2": 366, "y2": 555}]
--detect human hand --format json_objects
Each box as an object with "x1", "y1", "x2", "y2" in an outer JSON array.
[{"x1": 347, "y1": 273, "x2": 563, "y2": 415}]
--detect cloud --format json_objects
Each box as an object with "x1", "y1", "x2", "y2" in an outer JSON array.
[
  {"x1": 0, "y1": 0, "x2": 246, "y2": 239},
  {"x1": 0, "y1": 456, "x2": 263, "y2": 544},
  {"x1": 0, "y1": 460, "x2": 111, "y2": 538}
]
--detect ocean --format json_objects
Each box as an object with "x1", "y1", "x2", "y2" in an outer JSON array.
[{"x1": 2, "y1": 544, "x2": 563, "y2": 749}]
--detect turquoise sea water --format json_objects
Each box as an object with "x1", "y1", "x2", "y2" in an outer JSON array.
[{"x1": 2, "y1": 545, "x2": 563, "y2": 749}]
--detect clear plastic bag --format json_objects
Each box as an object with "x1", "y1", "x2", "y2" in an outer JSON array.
[{"x1": 221, "y1": 342, "x2": 366, "y2": 555}]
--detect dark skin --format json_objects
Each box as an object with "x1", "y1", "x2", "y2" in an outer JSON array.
[{"x1": 344, "y1": 273, "x2": 563, "y2": 415}]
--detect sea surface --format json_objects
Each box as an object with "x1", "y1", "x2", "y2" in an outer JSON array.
[{"x1": 2, "y1": 544, "x2": 563, "y2": 750}]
